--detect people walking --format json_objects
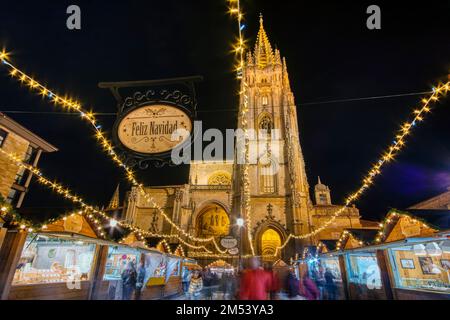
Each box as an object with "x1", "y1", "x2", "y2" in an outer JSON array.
[
  {"x1": 121, "y1": 261, "x2": 137, "y2": 300},
  {"x1": 324, "y1": 268, "x2": 338, "y2": 300},
  {"x1": 300, "y1": 270, "x2": 320, "y2": 300},
  {"x1": 286, "y1": 267, "x2": 300, "y2": 298},
  {"x1": 188, "y1": 269, "x2": 203, "y2": 300},
  {"x1": 135, "y1": 260, "x2": 146, "y2": 300},
  {"x1": 239, "y1": 257, "x2": 272, "y2": 300},
  {"x1": 182, "y1": 267, "x2": 191, "y2": 294}
]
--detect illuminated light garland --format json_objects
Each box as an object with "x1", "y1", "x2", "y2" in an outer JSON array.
[
  {"x1": 274, "y1": 81, "x2": 450, "y2": 257},
  {"x1": 0, "y1": 147, "x2": 213, "y2": 252},
  {"x1": 228, "y1": 0, "x2": 255, "y2": 256},
  {"x1": 0, "y1": 53, "x2": 226, "y2": 253},
  {"x1": 335, "y1": 230, "x2": 365, "y2": 251},
  {"x1": 374, "y1": 210, "x2": 432, "y2": 243}
]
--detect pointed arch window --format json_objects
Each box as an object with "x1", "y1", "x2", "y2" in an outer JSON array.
[
  {"x1": 259, "y1": 114, "x2": 273, "y2": 135},
  {"x1": 259, "y1": 158, "x2": 277, "y2": 194}
]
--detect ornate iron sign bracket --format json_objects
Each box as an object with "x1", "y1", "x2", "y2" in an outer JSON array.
[{"x1": 99, "y1": 76, "x2": 202, "y2": 168}]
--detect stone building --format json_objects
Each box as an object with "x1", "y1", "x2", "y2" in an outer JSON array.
[
  {"x1": 0, "y1": 112, "x2": 57, "y2": 208},
  {"x1": 123, "y1": 18, "x2": 376, "y2": 262}
]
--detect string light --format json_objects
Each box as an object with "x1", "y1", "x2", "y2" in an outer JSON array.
[
  {"x1": 374, "y1": 210, "x2": 433, "y2": 243},
  {"x1": 228, "y1": 0, "x2": 255, "y2": 256},
  {"x1": 0, "y1": 147, "x2": 214, "y2": 252},
  {"x1": 274, "y1": 81, "x2": 450, "y2": 257},
  {"x1": 0, "y1": 53, "x2": 226, "y2": 253}
]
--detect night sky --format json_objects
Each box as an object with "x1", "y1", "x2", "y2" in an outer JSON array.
[{"x1": 0, "y1": 1, "x2": 449, "y2": 222}]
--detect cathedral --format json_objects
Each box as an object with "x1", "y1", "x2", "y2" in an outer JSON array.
[{"x1": 121, "y1": 17, "x2": 377, "y2": 263}]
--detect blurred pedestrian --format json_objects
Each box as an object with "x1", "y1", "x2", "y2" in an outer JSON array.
[
  {"x1": 300, "y1": 269, "x2": 320, "y2": 300},
  {"x1": 121, "y1": 261, "x2": 137, "y2": 300},
  {"x1": 264, "y1": 263, "x2": 280, "y2": 300},
  {"x1": 188, "y1": 269, "x2": 203, "y2": 300},
  {"x1": 286, "y1": 267, "x2": 300, "y2": 298},
  {"x1": 135, "y1": 260, "x2": 146, "y2": 300},
  {"x1": 182, "y1": 267, "x2": 191, "y2": 294},
  {"x1": 324, "y1": 268, "x2": 338, "y2": 300},
  {"x1": 239, "y1": 257, "x2": 272, "y2": 300}
]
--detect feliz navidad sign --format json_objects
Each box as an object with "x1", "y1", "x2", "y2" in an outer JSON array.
[{"x1": 99, "y1": 76, "x2": 201, "y2": 168}]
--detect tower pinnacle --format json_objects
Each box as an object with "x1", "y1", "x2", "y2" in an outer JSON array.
[
  {"x1": 254, "y1": 14, "x2": 274, "y2": 68},
  {"x1": 108, "y1": 184, "x2": 120, "y2": 209}
]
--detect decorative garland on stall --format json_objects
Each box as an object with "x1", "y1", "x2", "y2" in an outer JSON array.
[
  {"x1": 0, "y1": 147, "x2": 213, "y2": 253},
  {"x1": 274, "y1": 82, "x2": 449, "y2": 257},
  {"x1": 0, "y1": 51, "x2": 226, "y2": 254}
]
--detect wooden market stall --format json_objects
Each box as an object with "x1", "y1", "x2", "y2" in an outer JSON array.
[
  {"x1": 0, "y1": 213, "x2": 103, "y2": 300},
  {"x1": 313, "y1": 209, "x2": 450, "y2": 300},
  {"x1": 333, "y1": 228, "x2": 390, "y2": 300},
  {"x1": 92, "y1": 235, "x2": 185, "y2": 300},
  {"x1": 375, "y1": 209, "x2": 450, "y2": 300}
]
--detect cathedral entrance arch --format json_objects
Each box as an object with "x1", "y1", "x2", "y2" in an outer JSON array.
[
  {"x1": 260, "y1": 228, "x2": 282, "y2": 260},
  {"x1": 196, "y1": 204, "x2": 230, "y2": 238}
]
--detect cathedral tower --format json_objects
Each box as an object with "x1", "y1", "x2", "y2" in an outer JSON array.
[{"x1": 233, "y1": 16, "x2": 313, "y2": 260}]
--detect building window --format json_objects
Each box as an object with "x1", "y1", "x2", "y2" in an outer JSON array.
[
  {"x1": 23, "y1": 145, "x2": 37, "y2": 165},
  {"x1": 259, "y1": 114, "x2": 273, "y2": 135},
  {"x1": 14, "y1": 167, "x2": 28, "y2": 186},
  {"x1": 260, "y1": 160, "x2": 276, "y2": 194},
  {"x1": 6, "y1": 188, "x2": 20, "y2": 206},
  {"x1": 319, "y1": 194, "x2": 327, "y2": 205},
  {"x1": 0, "y1": 129, "x2": 7, "y2": 147},
  {"x1": 262, "y1": 95, "x2": 268, "y2": 106}
]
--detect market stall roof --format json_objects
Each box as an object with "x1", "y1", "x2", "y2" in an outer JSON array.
[
  {"x1": 41, "y1": 213, "x2": 99, "y2": 239},
  {"x1": 207, "y1": 259, "x2": 233, "y2": 269},
  {"x1": 319, "y1": 240, "x2": 338, "y2": 252},
  {"x1": 172, "y1": 245, "x2": 186, "y2": 257},
  {"x1": 336, "y1": 229, "x2": 378, "y2": 251},
  {"x1": 378, "y1": 209, "x2": 439, "y2": 244},
  {"x1": 273, "y1": 259, "x2": 289, "y2": 268},
  {"x1": 120, "y1": 232, "x2": 147, "y2": 249},
  {"x1": 407, "y1": 209, "x2": 450, "y2": 230},
  {"x1": 347, "y1": 229, "x2": 379, "y2": 243}
]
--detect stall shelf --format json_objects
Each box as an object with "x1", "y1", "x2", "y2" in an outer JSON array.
[{"x1": 2, "y1": 214, "x2": 103, "y2": 300}]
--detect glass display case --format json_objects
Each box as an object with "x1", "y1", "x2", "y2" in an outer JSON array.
[
  {"x1": 387, "y1": 240, "x2": 450, "y2": 293},
  {"x1": 103, "y1": 246, "x2": 141, "y2": 281},
  {"x1": 346, "y1": 252, "x2": 382, "y2": 289},
  {"x1": 12, "y1": 234, "x2": 96, "y2": 285}
]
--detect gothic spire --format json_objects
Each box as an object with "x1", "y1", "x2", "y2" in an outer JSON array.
[
  {"x1": 108, "y1": 184, "x2": 120, "y2": 209},
  {"x1": 254, "y1": 14, "x2": 274, "y2": 68},
  {"x1": 282, "y1": 57, "x2": 292, "y2": 91}
]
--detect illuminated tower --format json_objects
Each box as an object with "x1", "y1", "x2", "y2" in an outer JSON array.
[{"x1": 233, "y1": 16, "x2": 313, "y2": 260}]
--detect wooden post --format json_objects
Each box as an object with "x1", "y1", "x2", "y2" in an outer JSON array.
[
  {"x1": 88, "y1": 245, "x2": 109, "y2": 300},
  {"x1": 0, "y1": 228, "x2": 7, "y2": 251},
  {"x1": 376, "y1": 250, "x2": 394, "y2": 300},
  {"x1": 338, "y1": 254, "x2": 350, "y2": 300},
  {"x1": 0, "y1": 230, "x2": 27, "y2": 300}
]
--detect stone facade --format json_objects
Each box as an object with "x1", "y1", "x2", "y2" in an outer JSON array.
[
  {"x1": 123, "y1": 18, "x2": 375, "y2": 261},
  {"x1": 0, "y1": 113, "x2": 57, "y2": 207},
  {"x1": 0, "y1": 129, "x2": 30, "y2": 199}
]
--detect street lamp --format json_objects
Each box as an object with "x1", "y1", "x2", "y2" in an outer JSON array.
[
  {"x1": 236, "y1": 217, "x2": 244, "y2": 271},
  {"x1": 109, "y1": 219, "x2": 118, "y2": 228}
]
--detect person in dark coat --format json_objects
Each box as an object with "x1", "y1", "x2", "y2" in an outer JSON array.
[
  {"x1": 286, "y1": 268, "x2": 300, "y2": 298},
  {"x1": 135, "y1": 261, "x2": 146, "y2": 300},
  {"x1": 324, "y1": 268, "x2": 338, "y2": 300},
  {"x1": 121, "y1": 261, "x2": 137, "y2": 300}
]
